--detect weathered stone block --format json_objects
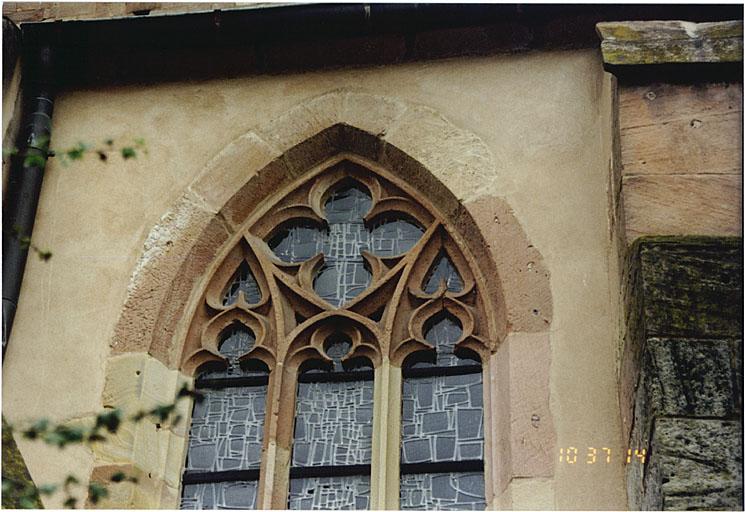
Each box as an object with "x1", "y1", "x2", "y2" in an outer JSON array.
[
  {"x1": 638, "y1": 238, "x2": 742, "y2": 339},
  {"x1": 733, "y1": 338, "x2": 743, "y2": 413},
  {"x1": 643, "y1": 337, "x2": 736, "y2": 418},
  {"x1": 622, "y1": 237, "x2": 743, "y2": 510},
  {"x1": 645, "y1": 418, "x2": 742, "y2": 511}
]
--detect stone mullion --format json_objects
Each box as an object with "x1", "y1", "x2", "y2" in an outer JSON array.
[
  {"x1": 263, "y1": 362, "x2": 300, "y2": 509},
  {"x1": 370, "y1": 222, "x2": 441, "y2": 509},
  {"x1": 245, "y1": 235, "x2": 294, "y2": 510},
  {"x1": 370, "y1": 359, "x2": 403, "y2": 509}
]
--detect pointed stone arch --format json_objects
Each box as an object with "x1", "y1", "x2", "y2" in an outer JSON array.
[{"x1": 99, "y1": 91, "x2": 554, "y2": 509}]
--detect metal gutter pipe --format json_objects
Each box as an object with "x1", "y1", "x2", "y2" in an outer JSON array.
[{"x1": 2, "y1": 44, "x2": 55, "y2": 355}]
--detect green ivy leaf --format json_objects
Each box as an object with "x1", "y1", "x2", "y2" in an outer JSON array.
[
  {"x1": 23, "y1": 153, "x2": 46, "y2": 168},
  {"x1": 87, "y1": 432, "x2": 106, "y2": 443},
  {"x1": 178, "y1": 385, "x2": 204, "y2": 403},
  {"x1": 95, "y1": 409, "x2": 122, "y2": 433},
  {"x1": 22, "y1": 427, "x2": 38, "y2": 440},
  {"x1": 109, "y1": 472, "x2": 126, "y2": 483},
  {"x1": 38, "y1": 483, "x2": 57, "y2": 495},
  {"x1": 88, "y1": 483, "x2": 108, "y2": 504},
  {"x1": 150, "y1": 404, "x2": 175, "y2": 422},
  {"x1": 121, "y1": 147, "x2": 136, "y2": 159}
]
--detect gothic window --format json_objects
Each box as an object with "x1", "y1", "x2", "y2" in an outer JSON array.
[{"x1": 180, "y1": 158, "x2": 496, "y2": 510}]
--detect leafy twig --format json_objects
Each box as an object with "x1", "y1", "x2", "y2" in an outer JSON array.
[{"x1": 3, "y1": 384, "x2": 201, "y2": 508}]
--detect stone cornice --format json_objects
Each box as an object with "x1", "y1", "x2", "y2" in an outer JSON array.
[{"x1": 597, "y1": 20, "x2": 743, "y2": 65}]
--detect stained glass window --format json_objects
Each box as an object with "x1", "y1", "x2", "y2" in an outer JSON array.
[
  {"x1": 400, "y1": 272, "x2": 486, "y2": 509},
  {"x1": 288, "y1": 334, "x2": 374, "y2": 510},
  {"x1": 181, "y1": 324, "x2": 268, "y2": 510}
]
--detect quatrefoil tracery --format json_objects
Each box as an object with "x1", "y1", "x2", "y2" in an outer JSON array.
[{"x1": 183, "y1": 159, "x2": 493, "y2": 376}]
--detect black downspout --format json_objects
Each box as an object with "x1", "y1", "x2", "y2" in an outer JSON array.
[{"x1": 2, "y1": 44, "x2": 55, "y2": 356}]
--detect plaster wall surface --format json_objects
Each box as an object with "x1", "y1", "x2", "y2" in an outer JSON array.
[{"x1": 2, "y1": 49, "x2": 624, "y2": 509}]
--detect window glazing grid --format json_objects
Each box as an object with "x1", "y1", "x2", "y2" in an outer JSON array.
[
  {"x1": 181, "y1": 481, "x2": 259, "y2": 510},
  {"x1": 185, "y1": 385, "x2": 266, "y2": 473},
  {"x1": 400, "y1": 472, "x2": 486, "y2": 510},
  {"x1": 288, "y1": 376, "x2": 374, "y2": 510},
  {"x1": 292, "y1": 380, "x2": 374, "y2": 467},
  {"x1": 289, "y1": 476, "x2": 371, "y2": 510},
  {"x1": 401, "y1": 373, "x2": 484, "y2": 464}
]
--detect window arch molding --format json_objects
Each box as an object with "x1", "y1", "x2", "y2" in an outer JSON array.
[{"x1": 100, "y1": 92, "x2": 554, "y2": 509}]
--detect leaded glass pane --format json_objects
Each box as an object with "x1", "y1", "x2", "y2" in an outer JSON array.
[
  {"x1": 401, "y1": 373, "x2": 484, "y2": 463},
  {"x1": 324, "y1": 182, "x2": 373, "y2": 223},
  {"x1": 292, "y1": 380, "x2": 374, "y2": 467},
  {"x1": 369, "y1": 218, "x2": 425, "y2": 258},
  {"x1": 313, "y1": 182, "x2": 372, "y2": 307},
  {"x1": 424, "y1": 313, "x2": 473, "y2": 367},
  {"x1": 324, "y1": 333, "x2": 352, "y2": 371},
  {"x1": 268, "y1": 221, "x2": 325, "y2": 263},
  {"x1": 423, "y1": 253, "x2": 464, "y2": 294},
  {"x1": 222, "y1": 262, "x2": 261, "y2": 306},
  {"x1": 400, "y1": 473, "x2": 486, "y2": 510},
  {"x1": 288, "y1": 476, "x2": 371, "y2": 510},
  {"x1": 181, "y1": 481, "x2": 259, "y2": 510},
  {"x1": 185, "y1": 385, "x2": 266, "y2": 472},
  {"x1": 198, "y1": 326, "x2": 261, "y2": 379}
]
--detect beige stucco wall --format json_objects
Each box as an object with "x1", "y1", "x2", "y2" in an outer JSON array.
[{"x1": 2, "y1": 49, "x2": 625, "y2": 509}]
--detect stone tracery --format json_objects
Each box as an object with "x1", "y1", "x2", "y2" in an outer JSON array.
[{"x1": 181, "y1": 158, "x2": 495, "y2": 377}]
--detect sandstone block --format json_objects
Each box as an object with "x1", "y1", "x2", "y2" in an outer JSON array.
[
  {"x1": 190, "y1": 131, "x2": 283, "y2": 214},
  {"x1": 111, "y1": 192, "x2": 220, "y2": 359},
  {"x1": 382, "y1": 105, "x2": 494, "y2": 204},
  {"x1": 623, "y1": 175, "x2": 742, "y2": 242},
  {"x1": 342, "y1": 92, "x2": 408, "y2": 140}
]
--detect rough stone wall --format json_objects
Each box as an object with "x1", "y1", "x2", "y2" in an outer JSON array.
[{"x1": 622, "y1": 237, "x2": 743, "y2": 510}]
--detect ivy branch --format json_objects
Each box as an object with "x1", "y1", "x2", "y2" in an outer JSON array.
[
  {"x1": 3, "y1": 137, "x2": 147, "y2": 168},
  {"x1": 5, "y1": 225, "x2": 53, "y2": 261},
  {"x1": 1, "y1": 137, "x2": 147, "y2": 262},
  {"x1": 2, "y1": 384, "x2": 202, "y2": 508}
]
